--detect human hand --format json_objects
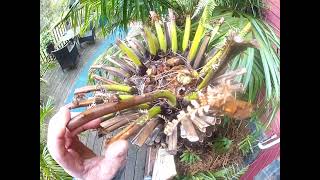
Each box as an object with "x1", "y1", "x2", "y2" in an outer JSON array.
[{"x1": 47, "y1": 106, "x2": 129, "y2": 180}]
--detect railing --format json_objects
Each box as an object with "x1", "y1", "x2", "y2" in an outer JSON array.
[{"x1": 40, "y1": 2, "x2": 85, "y2": 76}]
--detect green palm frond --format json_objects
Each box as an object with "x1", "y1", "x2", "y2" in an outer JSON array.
[
  {"x1": 59, "y1": 0, "x2": 175, "y2": 37},
  {"x1": 171, "y1": 0, "x2": 199, "y2": 15},
  {"x1": 203, "y1": 7, "x2": 280, "y2": 108},
  {"x1": 40, "y1": 97, "x2": 55, "y2": 125},
  {"x1": 40, "y1": 144, "x2": 72, "y2": 180}
]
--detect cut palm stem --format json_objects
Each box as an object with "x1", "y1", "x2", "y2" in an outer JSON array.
[
  {"x1": 143, "y1": 26, "x2": 158, "y2": 56},
  {"x1": 182, "y1": 15, "x2": 191, "y2": 52},
  {"x1": 74, "y1": 84, "x2": 136, "y2": 95},
  {"x1": 106, "y1": 106, "x2": 162, "y2": 145},
  {"x1": 150, "y1": 11, "x2": 167, "y2": 53},
  {"x1": 107, "y1": 57, "x2": 136, "y2": 74},
  {"x1": 200, "y1": 23, "x2": 254, "y2": 76},
  {"x1": 116, "y1": 39, "x2": 145, "y2": 67},
  {"x1": 66, "y1": 97, "x2": 104, "y2": 109},
  {"x1": 132, "y1": 118, "x2": 161, "y2": 147},
  {"x1": 92, "y1": 74, "x2": 119, "y2": 84},
  {"x1": 67, "y1": 90, "x2": 176, "y2": 131},
  {"x1": 193, "y1": 34, "x2": 210, "y2": 69},
  {"x1": 168, "y1": 9, "x2": 177, "y2": 53},
  {"x1": 187, "y1": 7, "x2": 208, "y2": 61},
  {"x1": 91, "y1": 65, "x2": 130, "y2": 79},
  {"x1": 100, "y1": 113, "x2": 140, "y2": 128},
  {"x1": 101, "y1": 113, "x2": 140, "y2": 133}
]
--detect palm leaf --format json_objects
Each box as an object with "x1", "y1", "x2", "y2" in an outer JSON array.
[
  {"x1": 40, "y1": 145, "x2": 72, "y2": 180},
  {"x1": 40, "y1": 97, "x2": 55, "y2": 125}
]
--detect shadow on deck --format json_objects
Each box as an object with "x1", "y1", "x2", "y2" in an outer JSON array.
[{"x1": 42, "y1": 37, "x2": 147, "y2": 180}]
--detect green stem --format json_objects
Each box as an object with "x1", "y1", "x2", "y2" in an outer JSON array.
[
  {"x1": 116, "y1": 39, "x2": 146, "y2": 74},
  {"x1": 136, "y1": 106, "x2": 161, "y2": 125},
  {"x1": 169, "y1": 9, "x2": 177, "y2": 53},
  {"x1": 119, "y1": 95, "x2": 150, "y2": 109},
  {"x1": 144, "y1": 26, "x2": 158, "y2": 55},
  {"x1": 104, "y1": 84, "x2": 135, "y2": 93},
  {"x1": 184, "y1": 91, "x2": 199, "y2": 101},
  {"x1": 118, "y1": 94, "x2": 134, "y2": 100},
  {"x1": 182, "y1": 15, "x2": 191, "y2": 52},
  {"x1": 187, "y1": 7, "x2": 208, "y2": 61},
  {"x1": 197, "y1": 69, "x2": 214, "y2": 90},
  {"x1": 153, "y1": 90, "x2": 177, "y2": 107},
  {"x1": 68, "y1": 90, "x2": 177, "y2": 131}
]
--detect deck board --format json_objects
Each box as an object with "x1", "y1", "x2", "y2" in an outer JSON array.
[
  {"x1": 42, "y1": 40, "x2": 103, "y2": 115},
  {"x1": 86, "y1": 130, "x2": 97, "y2": 151},
  {"x1": 134, "y1": 145, "x2": 148, "y2": 180},
  {"x1": 124, "y1": 144, "x2": 139, "y2": 180},
  {"x1": 42, "y1": 36, "x2": 147, "y2": 179}
]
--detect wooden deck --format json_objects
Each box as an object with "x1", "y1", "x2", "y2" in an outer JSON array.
[
  {"x1": 42, "y1": 38, "x2": 147, "y2": 180},
  {"x1": 42, "y1": 40, "x2": 103, "y2": 111},
  {"x1": 79, "y1": 130, "x2": 148, "y2": 180}
]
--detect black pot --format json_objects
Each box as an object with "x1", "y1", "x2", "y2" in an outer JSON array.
[{"x1": 46, "y1": 42, "x2": 55, "y2": 54}]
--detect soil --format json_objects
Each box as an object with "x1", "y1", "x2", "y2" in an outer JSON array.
[{"x1": 175, "y1": 119, "x2": 251, "y2": 176}]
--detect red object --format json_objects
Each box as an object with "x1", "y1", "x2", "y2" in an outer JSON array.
[
  {"x1": 263, "y1": 0, "x2": 280, "y2": 36},
  {"x1": 241, "y1": 111, "x2": 280, "y2": 180}
]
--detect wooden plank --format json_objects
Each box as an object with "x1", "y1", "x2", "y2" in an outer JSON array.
[
  {"x1": 42, "y1": 38, "x2": 104, "y2": 115},
  {"x1": 86, "y1": 130, "x2": 97, "y2": 151},
  {"x1": 93, "y1": 132, "x2": 104, "y2": 155},
  {"x1": 124, "y1": 143, "x2": 139, "y2": 180},
  {"x1": 134, "y1": 145, "x2": 148, "y2": 180},
  {"x1": 79, "y1": 131, "x2": 89, "y2": 146}
]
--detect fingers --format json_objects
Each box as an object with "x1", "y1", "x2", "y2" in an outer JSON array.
[
  {"x1": 70, "y1": 117, "x2": 102, "y2": 137},
  {"x1": 47, "y1": 106, "x2": 71, "y2": 160},
  {"x1": 71, "y1": 112, "x2": 81, "y2": 118}
]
